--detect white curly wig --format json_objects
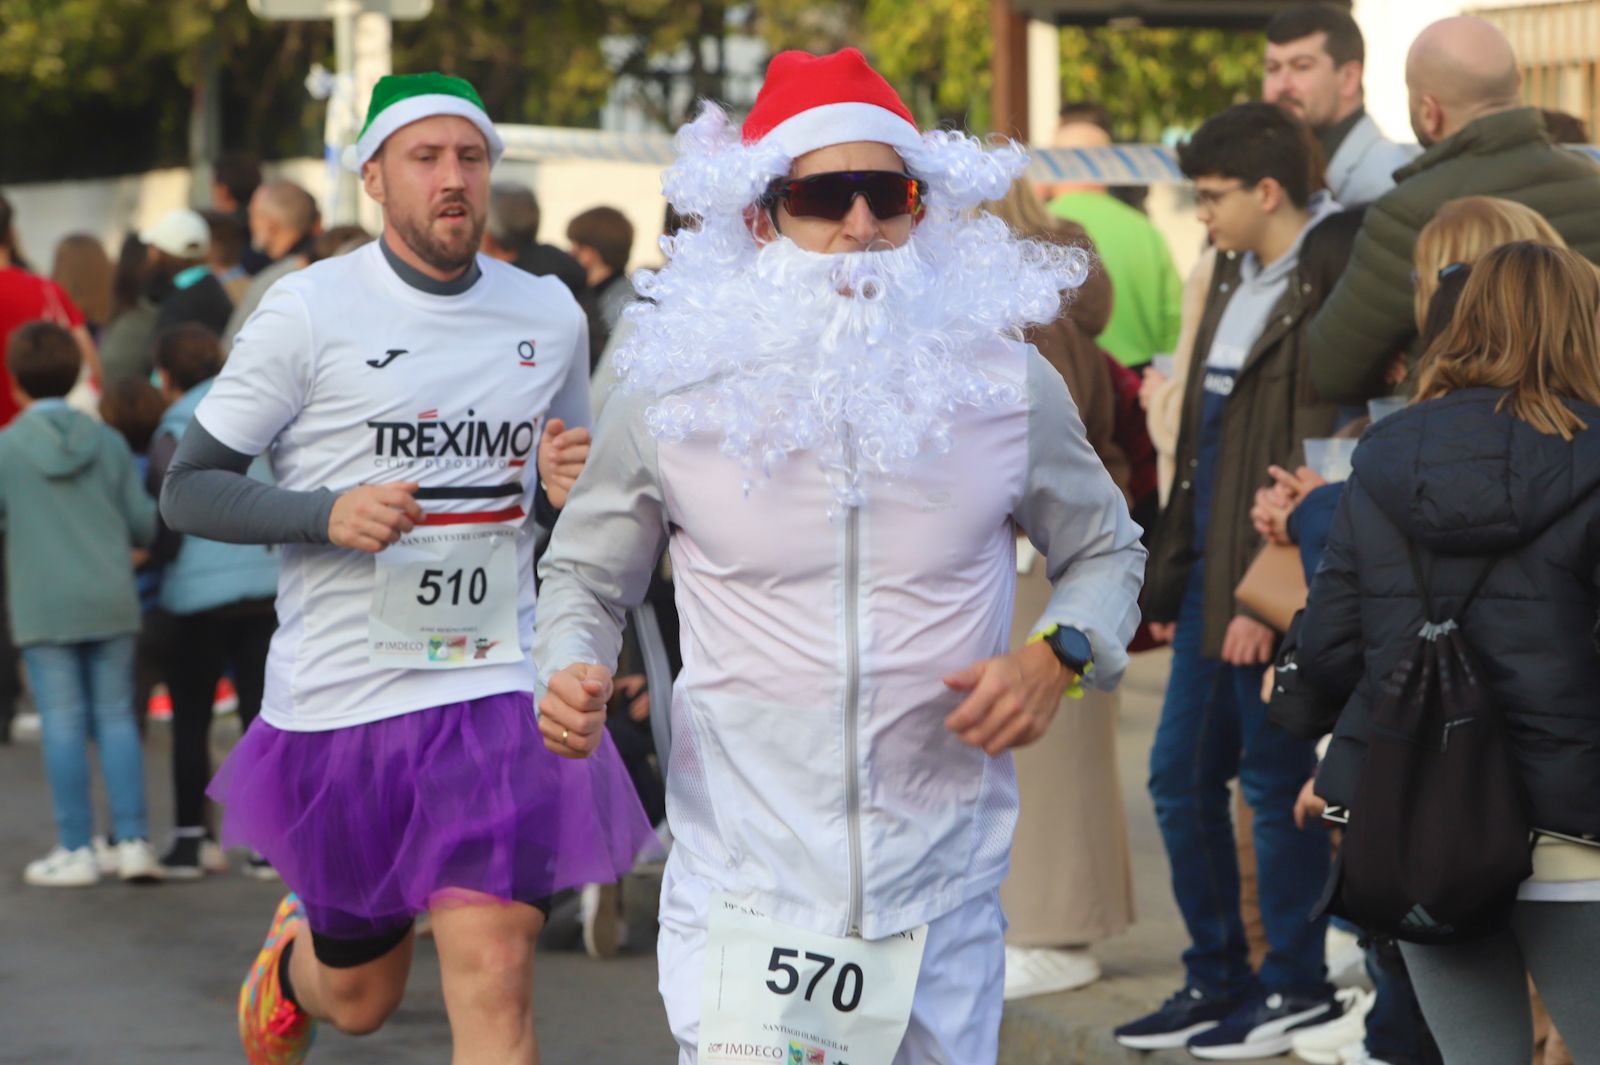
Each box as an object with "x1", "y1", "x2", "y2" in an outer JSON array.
[{"x1": 613, "y1": 102, "x2": 1091, "y2": 510}]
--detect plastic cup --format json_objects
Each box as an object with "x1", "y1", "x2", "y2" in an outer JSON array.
[
  {"x1": 1303, "y1": 437, "x2": 1358, "y2": 483},
  {"x1": 1151, "y1": 354, "x2": 1177, "y2": 378},
  {"x1": 1367, "y1": 396, "x2": 1407, "y2": 423}
]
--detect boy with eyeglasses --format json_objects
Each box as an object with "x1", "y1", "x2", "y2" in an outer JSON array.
[
  {"x1": 532, "y1": 49, "x2": 1146, "y2": 1065},
  {"x1": 1117, "y1": 101, "x2": 1346, "y2": 1057}
]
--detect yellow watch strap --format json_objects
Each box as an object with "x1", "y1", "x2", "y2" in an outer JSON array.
[{"x1": 1028, "y1": 624, "x2": 1089, "y2": 700}]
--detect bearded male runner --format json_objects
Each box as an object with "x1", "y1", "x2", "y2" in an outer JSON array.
[
  {"x1": 160, "y1": 73, "x2": 653, "y2": 1065},
  {"x1": 534, "y1": 50, "x2": 1146, "y2": 1064}
]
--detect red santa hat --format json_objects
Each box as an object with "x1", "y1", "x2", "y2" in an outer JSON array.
[{"x1": 741, "y1": 48, "x2": 922, "y2": 159}]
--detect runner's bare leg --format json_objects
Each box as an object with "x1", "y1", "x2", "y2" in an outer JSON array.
[
  {"x1": 432, "y1": 900, "x2": 546, "y2": 1065},
  {"x1": 286, "y1": 923, "x2": 416, "y2": 1034}
]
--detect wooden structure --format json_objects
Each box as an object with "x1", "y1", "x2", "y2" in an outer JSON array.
[{"x1": 989, "y1": 0, "x2": 1352, "y2": 138}]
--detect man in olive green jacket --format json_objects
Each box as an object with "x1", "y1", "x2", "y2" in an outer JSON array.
[{"x1": 1305, "y1": 16, "x2": 1600, "y2": 404}]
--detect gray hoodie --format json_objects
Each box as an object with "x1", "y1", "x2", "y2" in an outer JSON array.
[{"x1": 0, "y1": 400, "x2": 156, "y2": 645}]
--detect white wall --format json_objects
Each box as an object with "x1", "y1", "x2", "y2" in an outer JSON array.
[
  {"x1": 1354, "y1": 0, "x2": 1558, "y2": 142},
  {"x1": 6, "y1": 155, "x2": 670, "y2": 276},
  {"x1": 495, "y1": 158, "x2": 670, "y2": 271},
  {"x1": 1353, "y1": 0, "x2": 1464, "y2": 141},
  {"x1": 7, "y1": 159, "x2": 328, "y2": 273}
]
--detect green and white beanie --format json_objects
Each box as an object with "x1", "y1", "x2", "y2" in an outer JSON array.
[{"x1": 347, "y1": 72, "x2": 504, "y2": 170}]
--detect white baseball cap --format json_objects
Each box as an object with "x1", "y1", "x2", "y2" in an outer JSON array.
[{"x1": 140, "y1": 208, "x2": 211, "y2": 259}]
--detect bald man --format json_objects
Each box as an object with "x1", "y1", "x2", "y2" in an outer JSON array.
[
  {"x1": 1305, "y1": 16, "x2": 1600, "y2": 404},
  {"x1": 1044, "y1": 104, "x2": 1182, "y2": 371},
  {"x1": 224, "y1": 180, "x2": 322, "y2": 348}
]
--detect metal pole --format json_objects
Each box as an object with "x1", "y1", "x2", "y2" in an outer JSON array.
[
  {"x1": 332, "y1": 0, "x2": 361, "y2": 222},
  {"x1": 353, "y1": 11, "x2": 393, "y2": 234}
]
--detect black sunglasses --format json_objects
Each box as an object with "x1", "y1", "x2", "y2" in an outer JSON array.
[{"x1": 762, "y1": 170, "x2": 927, "y2": 222}]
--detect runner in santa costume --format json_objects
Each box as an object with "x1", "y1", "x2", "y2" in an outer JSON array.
[
  {"x1": 534, "y1": 49, "x2": 1146, "y2": 1064},
  {"x1": 159, "y1": 72, "x2": 654, "y2": 1065}
]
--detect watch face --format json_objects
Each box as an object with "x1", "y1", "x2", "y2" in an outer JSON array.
[{"x1": 1053, "y1": 627, "x2": 1093, "y2": 671}]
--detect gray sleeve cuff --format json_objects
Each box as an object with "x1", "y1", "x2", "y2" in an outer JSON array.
[
  {"x1": 533, "y1": 388, "x2": 669, "y2": 689},
  {"x1": 1016, "y1": 347, "x2": 1147, "y2": 690},
  {"x1": 160, "y1": 420, "x2": 335, "y2": 545}
]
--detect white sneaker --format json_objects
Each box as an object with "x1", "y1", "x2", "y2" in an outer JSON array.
[
  {"x1": 1292, "y1": 987, "x2": 1375, "y2": 1064},
  {"x1": 24, "y1": 846, "x2": 100, "y2": 887},
  {"x1": 1002, "y1": 946, "x2": 1102, "y2": 1000},
  {"x1": 92, "y1": 836, "x2": 121, "y2": 876},
  {"x1": 580, "y1": 882, "x2": 626, "y2": 959},
  {"x1": 634, "y1": 819, "x2": 672, "y2": 867},
  {"x1": 1340, "y1": 1046, "x2": 1396, "y2": 1065},
  {"x1": 116, "y1": 838, "x2": 164, "y2": 883},
  {"x1": 1326, "y1": 924, "x2": 1370, "y2": 990},
  {"x1": 200, "y1": 839, "x2": 230, "y2": 874},
  {"x1": 12, "y1": 711, "x2": 40, "y2": 741}
]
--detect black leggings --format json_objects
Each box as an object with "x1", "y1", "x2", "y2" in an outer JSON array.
[
  {"x1": 168, "y1": 600, "x2": 276, "y2": 830},
  {"x1": 310, "y1": 895, "x2": 554, "y2": 968}
]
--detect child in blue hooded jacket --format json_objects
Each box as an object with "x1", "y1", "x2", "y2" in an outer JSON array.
[{"x1": 0, "y1": 321, "x2": 160, "y2": 885}]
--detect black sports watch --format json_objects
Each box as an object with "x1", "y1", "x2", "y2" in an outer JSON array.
[{"x1": 1040, "y1": 625, "x2": 1094, "y2": 679}]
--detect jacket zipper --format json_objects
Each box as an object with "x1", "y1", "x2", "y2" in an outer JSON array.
[{"x1": 844, "y1": 480, "x2": 865, "y2": 937}]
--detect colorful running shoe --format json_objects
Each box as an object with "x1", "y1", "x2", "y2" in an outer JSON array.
[{"x1": 239, "y1": 893, "x2": 317, "y2": 1064}]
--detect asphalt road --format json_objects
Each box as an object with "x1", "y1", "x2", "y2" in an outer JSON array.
[{"x1": 0, "y1": 718, "x2": 677, "y2": 1065}]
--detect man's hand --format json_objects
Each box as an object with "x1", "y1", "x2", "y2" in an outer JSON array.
[
  {"x1": 1294, "y1": 775, "x2": 1328, "y2": 830},
  {"x1": 1148, "y1": 621, "x2": 1176, "y2": 644},
  {"x1": 539, "y1": 418, "x2": 592, "y2": 510},
  {"x1": 1384, "y1": 356, "x2": 1409, "y2": 388},
  {"x1": 538, "y1": 663, "x2": 613, "y2": 759},
  {"x1": 328, "y1": 482, "x2": 423, "y2": 553},
  {"x1": 1137, "y1": 367, "x2": 1167, "y2": 412},
  {"x1": 1250, "y1": 485, "x2": 1295, "y2": 546},
  {"x1": 1265, "y1": 464, "x2": 1327, "y2": 506},
  {"x1": 943, "y1": 640, "x2": 1074, "y2": 756},
  {"x1": 614, "y1": 673, "x2": 651, "y2": 721},
  {"x1": 1220, "y1": 615, "x2": 1276, "y2": 667}
]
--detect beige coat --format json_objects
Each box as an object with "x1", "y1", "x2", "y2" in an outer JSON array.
[
  {"x1": 1148, "y1": 246, "x2": 1216, "y2": 506},
  {"x1": 1000, "y1": 558, "x2": 1135, "y2": 946}
]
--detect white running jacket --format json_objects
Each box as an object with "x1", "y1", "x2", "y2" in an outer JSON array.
[{"x1": 534, "y1": 341, "x2": 1145, "y2": 939}]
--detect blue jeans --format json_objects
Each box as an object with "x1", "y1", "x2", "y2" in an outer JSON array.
[
  {"x1": 1366, "y1": 941, "x2": 1438, "y2": 1065},
  {"x1": 1149, "y1": 569, "x2": 1329, "y2": 998},
  {"x1": 23, "y1": 637, "x2": 148, "y2": 849}
]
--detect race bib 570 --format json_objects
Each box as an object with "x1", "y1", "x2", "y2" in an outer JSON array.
[{"x1": 698, "y1": 895, "x2": 927, "y2": 1065}]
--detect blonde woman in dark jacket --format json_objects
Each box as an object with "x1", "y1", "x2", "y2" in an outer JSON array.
[{"x1": 1299, "y1": 242, "x2": 1600, "y2": 1063}]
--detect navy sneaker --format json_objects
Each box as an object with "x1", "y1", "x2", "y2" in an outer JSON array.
[
  {"x1": 1186, "y1": 986, "x2": 1340, "y2": 1060},
  {"x1": 1113, "y1": 986, "x2": 1242, "y2": 1050}
]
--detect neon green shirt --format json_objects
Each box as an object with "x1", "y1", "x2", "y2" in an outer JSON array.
[{"x1": 1048, "y1": 190, "x2": 1182, "y2": 368}]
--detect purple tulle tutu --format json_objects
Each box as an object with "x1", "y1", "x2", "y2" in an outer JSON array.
[{"x1": 208, "y1": 691, "x2": 655, "y2": 938}]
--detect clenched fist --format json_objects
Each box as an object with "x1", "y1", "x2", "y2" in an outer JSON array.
[
  {"x1": 328, "y1": 482, "x2": 425, "y2": 553},
  {"x1": 538, "y1": 662, "x2": 613, "y2": 758},
  {"x1": 538, "y1": 418, "x2": 592, "y2": 510}
]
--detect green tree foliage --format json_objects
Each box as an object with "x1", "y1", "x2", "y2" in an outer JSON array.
[
  {"x1": 391, "y1": 0, "x2": 611, "y2": 128},
  {"x1": 0, "y1": 0, "x2": 1264, "y2": 183},
  {"x1": 0, "y1": 0, "x2": 327, "y2": 182},
  {"x1": 856, "y1": 3, "x2": 1264, "y2": 138},
  {"x1": 394, "y1": 1, "x2": 842, "y2": 131},
  {"x1": 861, "y1": 0, "x2": 993, "y2": 130},
  {"x1": 1059, "y1": 26, "x2": 1264, "y2": 142}
]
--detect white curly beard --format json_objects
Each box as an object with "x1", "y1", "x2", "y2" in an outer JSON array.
[{"x1": 613, "y1": 103, "x2": 1090, "y2": 513}]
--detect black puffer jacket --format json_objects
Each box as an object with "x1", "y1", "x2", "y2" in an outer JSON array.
[{"x1": 1299, "y1": 389, "x2": 1600, "y2": 841}]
